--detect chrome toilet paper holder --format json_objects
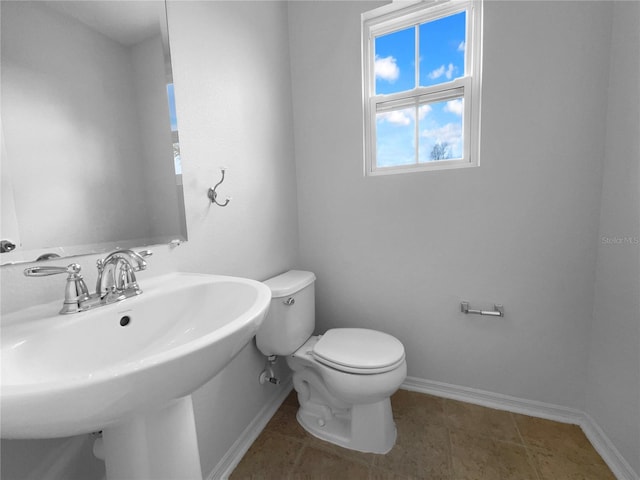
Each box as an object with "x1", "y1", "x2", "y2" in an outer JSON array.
[{"x1": 461, "y1": 301, "x2": 504, "y2": 317}]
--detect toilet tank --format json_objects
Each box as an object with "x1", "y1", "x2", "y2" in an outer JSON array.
[{"x1": 256, "y1": 270, "x2": 316, "y2": 357}]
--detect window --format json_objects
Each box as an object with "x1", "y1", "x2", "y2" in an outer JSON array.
[
  {"x1": 167, "y1": 83, "x2": 182, "y2": 175},
  {"x1": 362, "y1": 0, "x2": 483, "y2": 175}
]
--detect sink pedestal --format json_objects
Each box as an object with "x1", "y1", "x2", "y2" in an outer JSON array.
[{"x1": 101, "y1": 395, "x2": 202, "y2": 480}]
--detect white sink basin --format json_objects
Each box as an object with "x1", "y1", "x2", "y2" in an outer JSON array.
[{"x1": 1, "y1": 272, "x2": 271, "y2": 440}]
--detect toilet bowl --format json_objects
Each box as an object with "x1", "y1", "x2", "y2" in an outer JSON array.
[
  {"x1": 288, "y1": 331, "x2": 406, "y2": 453},
  {"x1": 255, "y1": 270, "x2": 407, "y2": 454}
]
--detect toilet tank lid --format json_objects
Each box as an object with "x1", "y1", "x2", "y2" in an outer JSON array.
[{"x1": 263, "y1": 270, "x2": 316, "y2": 298}]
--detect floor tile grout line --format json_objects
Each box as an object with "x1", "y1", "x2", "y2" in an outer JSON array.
[
  {"x1": 445, "y1": 418, "x2": 454, "y2": 479},
  {"x1": 290, "y1": 440, "x2": 308, "y2": 476},
  {"x1": 511, "y1": 411, "x2": 543, "y2": 480},
  {"x1": 443, "y1": 398, "x2": 459, "y2": 479}
]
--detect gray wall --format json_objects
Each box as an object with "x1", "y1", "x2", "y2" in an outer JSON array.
[
  {"x1": 586, "y1": 2, "x2": 640, "y2": 475},
  {"x1": 290, "y1": 0, "x2": 609, "y2": 408}
]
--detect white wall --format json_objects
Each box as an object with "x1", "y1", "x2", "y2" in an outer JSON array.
[
  {"x1": 586, "y1": 2, "x2": 640, "y2": 475},
  {"x1": 0, "y1": 1, "x2": 298, "y2": 478},
  {"x1": 289, "y1": 0, "x2": 610, "y2": 409}
]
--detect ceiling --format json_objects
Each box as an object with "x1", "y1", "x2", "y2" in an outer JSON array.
[{"x1": 44, "y1": 1, "x2": 165, "y2": 46}]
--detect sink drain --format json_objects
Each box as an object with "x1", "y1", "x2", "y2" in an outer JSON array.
[{"x1": 120, "y1": 315, "x2": 131, "y2": 327}]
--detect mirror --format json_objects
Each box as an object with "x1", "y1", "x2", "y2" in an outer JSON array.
[{"x1": 0, "y1": 0, "x2": 187, "y2": 265}]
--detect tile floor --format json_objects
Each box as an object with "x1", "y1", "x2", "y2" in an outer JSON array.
[{"x1": 230, "y1": 389, "x2": 616, "y2": 480}]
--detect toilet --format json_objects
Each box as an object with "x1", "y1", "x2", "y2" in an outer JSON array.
[{"x1": 256, "y1": 270, "x2": 407, "y2": 454}]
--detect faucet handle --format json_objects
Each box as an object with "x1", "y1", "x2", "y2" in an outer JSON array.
[
  {"x1": 24, "y1": 263, "x2": 90, "y2": 314},
  {"x1": 24, "y1": 263, "x2": 82, "y2": 277},
  {"x1": 133, "y1": 250, "x2": 152, "y2": 271}
]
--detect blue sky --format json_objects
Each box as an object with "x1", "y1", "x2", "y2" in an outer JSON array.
[
  {"x1": 374, "y1": 11, "x2": 466, "y2": 167},
  {"x1": 167, "y1": 83, "x2": 182, "y2": 174},
  {"x1": 167, "y1": 83, "x2": 178, "y2": 132}
]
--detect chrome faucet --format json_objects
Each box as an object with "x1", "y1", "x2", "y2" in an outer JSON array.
[
  {"x1": 24, "y1": 249, "x2": 152, "y2": 314},
  {"x1": 96, "y1": 249, "x2": 151, "y2": 301}
]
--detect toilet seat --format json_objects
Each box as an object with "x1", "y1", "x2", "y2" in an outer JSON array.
[{"x1": 311, "y1": 328, "x2": 405, "y2": 374}]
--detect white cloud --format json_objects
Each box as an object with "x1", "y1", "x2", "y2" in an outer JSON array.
[
  {"x1": 428, "y1": 63, "x2": 455, "y2": 81},
  {"x1": 444, "y1": 99, "x2": 463, "y2": 116},
  {"x1": 457, "y1": 41, "x2": 465, "y2": 52},
  {"x1": 378, "y1": 104, "x2": 431, "y2": 126},
  {"x1": 418, "y1": 104, "x2": 432, "y2": 120},
  {"x1": 378, "y1": 110, "x2": 411, "y2": 126},
  {"x1": 421, "y1": 122, "x2": 462, "y2": 143},
  {"x1": 445, "y1": 63, "x2": 455, "y2": 79},
  {"x1": 375, "y1": 56, "x2": 400, "y2": 82},
  {"x1": 428, "y1": 65, "x2": 445, "y2": 80}
]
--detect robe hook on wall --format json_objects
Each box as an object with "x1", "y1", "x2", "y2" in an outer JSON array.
[{"x1": 208, "y1": 167, "x2": 231, "y2": 207}]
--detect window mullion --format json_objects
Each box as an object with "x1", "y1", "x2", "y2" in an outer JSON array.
[
  {"x1": 414, "y1": 100, "x2": 420, "y2": 165},
  {"x1": 464, "y1": 6, "x2": 469, "y2": 76},
  {"x1": 414, "y1": 24, "x2": 420, "y2": 165},
  {"x1": 414, "y1": 24, "x2": 420, "y2": 89},
  {"x1": 413, "y1": 24, "x2": 420, "y2": 165}
]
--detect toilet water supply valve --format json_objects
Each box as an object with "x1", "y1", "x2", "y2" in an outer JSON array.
[{"x1": 259, "y1": 355, "x2": 280, "y2": 385}]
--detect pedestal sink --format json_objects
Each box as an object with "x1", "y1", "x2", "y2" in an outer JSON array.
[{"x1": 1, "y1": 272, "x2": 272, "y2": 480}]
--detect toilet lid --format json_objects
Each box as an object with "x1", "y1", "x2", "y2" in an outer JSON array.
[{"x1": 312, "y1": 328, "x2": 405, "y2": 374}]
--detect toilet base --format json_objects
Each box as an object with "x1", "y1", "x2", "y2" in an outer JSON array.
[{"x1": 296, "y1": 398, "x2": 397, "y2": 454}]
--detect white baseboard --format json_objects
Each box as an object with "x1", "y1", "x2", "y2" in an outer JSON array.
[
  {"x1": 402, "y1": 376, "x2": 584, "y2": 424},
  {"x1": 206, "y1": 378, "x2": 293, "y2": 480},
  {"x1": 402, "y1": 376, "x2": 639, "y2": 480},
  {"x1": 580, "y1": 412, "x2": 640, "y2": 480}
]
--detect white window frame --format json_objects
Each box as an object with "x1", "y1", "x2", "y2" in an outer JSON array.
[{"x1": 362, "y1": 0, "x2": 483, "y2": 176}]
